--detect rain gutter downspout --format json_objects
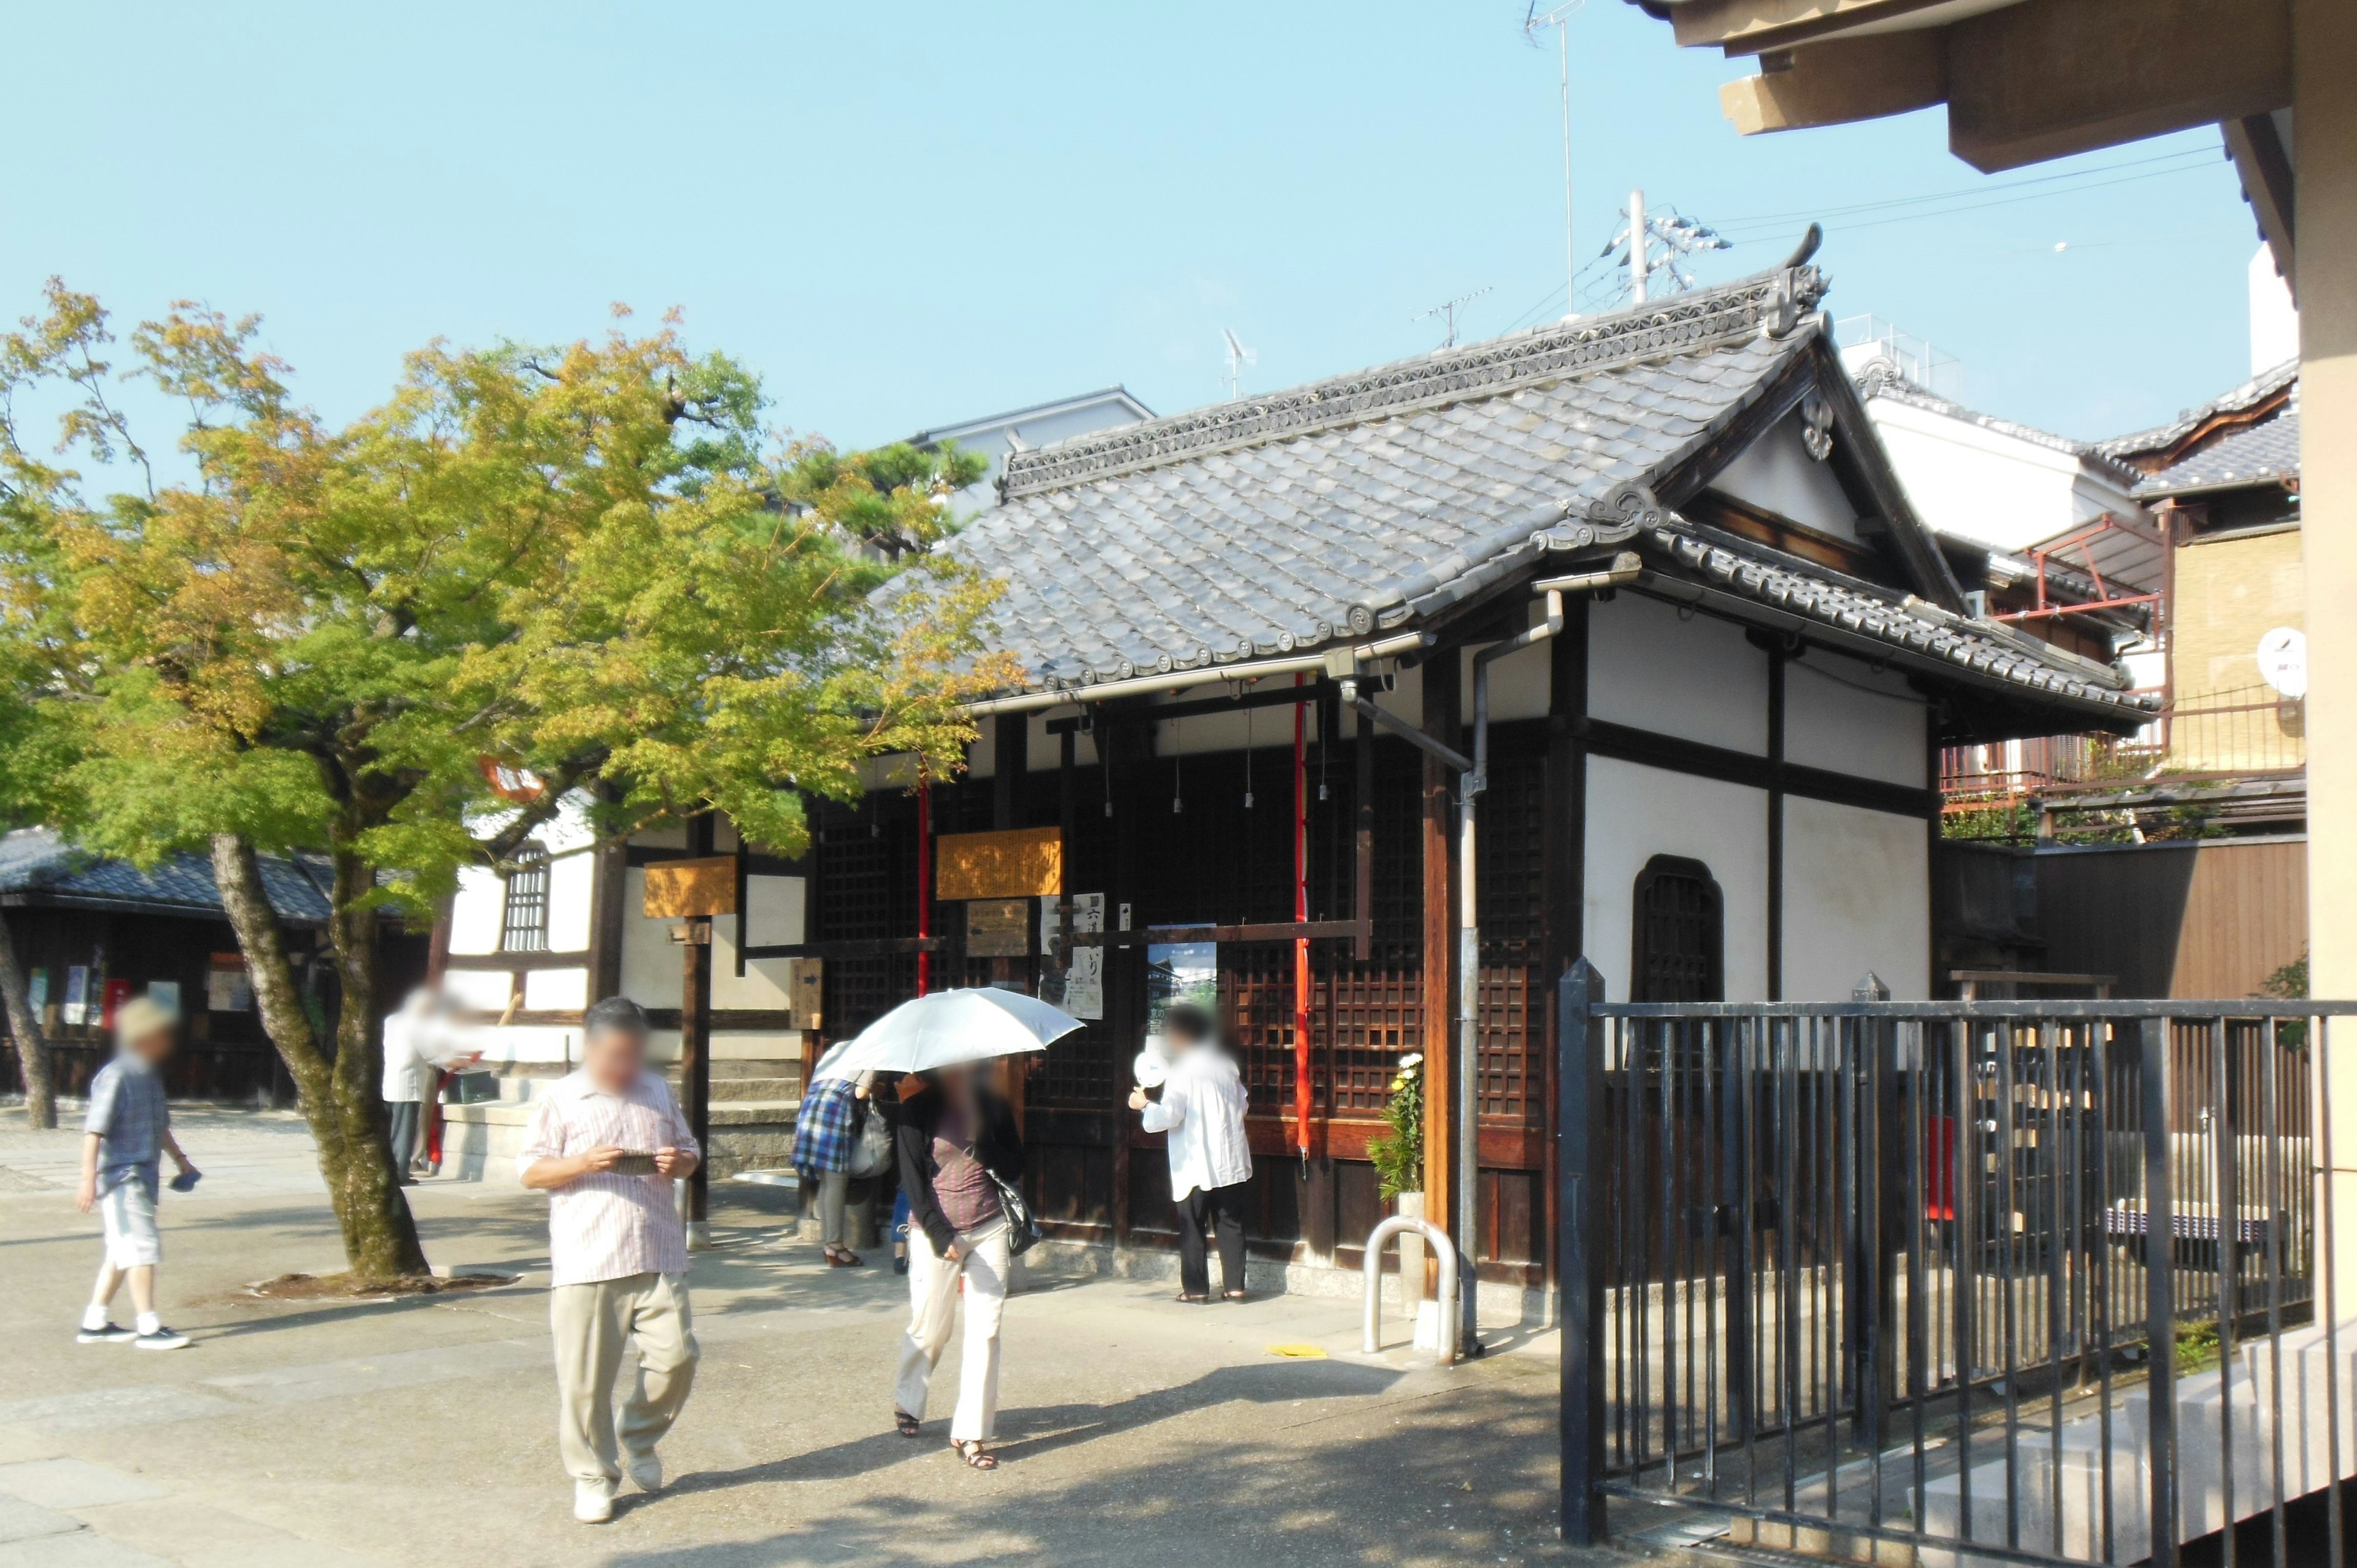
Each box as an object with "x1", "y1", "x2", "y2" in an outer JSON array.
[{"x1": 1339, "y1": 551, "x2": 1638, "y2": 1358}]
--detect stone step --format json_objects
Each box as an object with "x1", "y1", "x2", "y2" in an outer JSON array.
[
  {"x1": 710, "y1": 1100, "x2": 799, "y2": 1127},
  {"x1": 711, "y1": 1077, "x2": 799, "y2": 1102}
]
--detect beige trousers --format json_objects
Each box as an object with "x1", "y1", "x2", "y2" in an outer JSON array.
[
  {"x1": 550, "y1": 1271, "x2": 699, "y2": 1484},
  {"x1": 893, "y1": 1219, "x2": 1010, "y2": 1442}
]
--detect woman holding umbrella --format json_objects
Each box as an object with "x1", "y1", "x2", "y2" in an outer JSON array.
[
  {"x1": 892, "y1": 1060, "x2": 1024, "y2": 1468},
  {"x1": 819, "y1": 987, "x2": 1078, "y2": 1472}
]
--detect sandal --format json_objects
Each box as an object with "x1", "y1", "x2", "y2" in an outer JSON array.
[
  {"x1": 826, "y1": 1247, "x2": 864, "y2": 1267},
  {"x1": 894, "y1": 1410, "x2": 922, "y2": 1438},
  {"x1": 1223, "y1": 1289, "x2": 1248, "y2": 1302},
  {"x1": 1176, "y1": 1292, "x2": 1210, "y2": 1304},
  {"x1": 952, "y1": 1439, "x2": 998, "y2": 1470}
]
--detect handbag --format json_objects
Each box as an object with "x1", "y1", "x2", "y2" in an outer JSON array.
[
  {"x1": 987, "y1": 1169, "x2": 1042, "y2": 1257},
  {"x1": 846, "y1": 1099, "x2": 894, "y2": 1180}
]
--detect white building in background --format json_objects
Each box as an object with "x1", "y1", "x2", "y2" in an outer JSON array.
[
  {"x1": 910, "y1": 386, "x2": 1154, "y2": 514},
  {"x1": 1837, "y1": 317, "x2": 2146, "y2": 555}
]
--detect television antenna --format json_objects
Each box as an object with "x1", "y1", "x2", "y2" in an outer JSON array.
[
  {"x1": 1416, "y1": 286, "x2": 1493, "y2": 349},
  {"x1": 1221, "y1": 328, "x2": 1256, "y2": 400},
  {"x1": 1523, "y1": 1, "x2": 1586, "y2": 320}
]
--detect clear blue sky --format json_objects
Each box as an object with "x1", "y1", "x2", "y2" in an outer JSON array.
[{"x1": 4, "y1": 1, "x2": 2264, "y2": 460}]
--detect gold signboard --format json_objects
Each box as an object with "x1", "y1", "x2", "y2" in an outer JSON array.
[
  {"x1": 935, "y1": 827, "x2": 1062, "y2": 902},
  {"x1": 641, "y1": 856, "x2": 738, "y2": 919}
]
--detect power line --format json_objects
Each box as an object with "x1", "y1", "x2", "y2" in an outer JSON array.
[{"x1": 1707, "y1": 145, "x2": 2219, "y2": 237}]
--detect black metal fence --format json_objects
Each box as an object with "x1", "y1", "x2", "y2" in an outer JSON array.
[{"x1": 1556, "y1": 965, "x2": 2357, "y2": 1567}]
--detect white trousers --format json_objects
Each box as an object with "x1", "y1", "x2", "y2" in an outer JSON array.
[{"x1": 893, "y1": 1219, "x2": 1009, "y2": 1442}]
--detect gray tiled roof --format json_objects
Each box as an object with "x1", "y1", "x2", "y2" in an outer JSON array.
[
  {"x1": 1644, "y1": 523, "x2": 2151, "y2": 714},
  {"x1": 958, "y1": 269, "x2": 1829, "y2": 687},
  {"x1": 2135, "y1": 412, "x2": 2301, "y2": 498},
  {"x1": 0, "y1": 828, "x2": 332, "y2": 924},
  {"x1": 945, "y1": 265, "x2": 2145, "y2": 722},
  {"x1": 2097, "y1": 360, "x2": 2298, "y2": 463}
]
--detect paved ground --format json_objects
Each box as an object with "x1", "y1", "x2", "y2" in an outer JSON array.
[{"x1": 0, "y1": 1109, "x2": 1689, "y2": 1568}]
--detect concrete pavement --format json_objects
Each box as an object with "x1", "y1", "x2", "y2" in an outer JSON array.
[{"x1": 0, "y1": 1108, "x2": 1688, "y2": 1568}]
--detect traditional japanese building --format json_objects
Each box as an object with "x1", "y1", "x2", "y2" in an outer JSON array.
[{"x1": 443, "y1": 257, "x2": 2153, "y2": 1296}]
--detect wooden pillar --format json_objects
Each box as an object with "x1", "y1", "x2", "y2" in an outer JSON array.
[
  {"x1": 1107, "y1": 715, "x2": 1137, "y2": 1249},
  {"x1": 584, "y1": 790, "x2": 628, "y2": 1006},
  {"x1": 990, "y1": 713, "x2": 1030, "y2": 1128},
  {"x1": 1542, "y1": 597, "x2": 1590, "y2": 1293},
  {"x1": 681, "y1": 811, "x2": 713, "y2": 1238},
  {"x1": 1420, "y1": 648, "x2": 1463, "y2": 1230}
]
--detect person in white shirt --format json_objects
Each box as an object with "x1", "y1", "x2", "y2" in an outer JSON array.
[
  {"x1": 519, "y1": 997, "x2": 701, "y2": 1524},
  {"x1": 380, "y1": 992, "x2": 433, "y2": 1184},
  {"x1": 1129, "y1": 1002, "x2": 1254, "y2": 1303}
]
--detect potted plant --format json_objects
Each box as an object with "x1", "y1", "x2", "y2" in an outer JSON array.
[{"x1": 1368, "y1": 1052, "x2": 1432, "y2": 1337}]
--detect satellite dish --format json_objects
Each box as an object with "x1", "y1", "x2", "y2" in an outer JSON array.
[{"x1": 2256, "y1": 627, "x2": 2307, "y2": 699}]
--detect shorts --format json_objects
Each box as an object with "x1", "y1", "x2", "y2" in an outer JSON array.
[{"x1": 99, "y1": 1181, "x2": 163, "y2": 1269}]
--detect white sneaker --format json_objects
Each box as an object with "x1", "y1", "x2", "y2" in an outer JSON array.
[
  {"x1": 625, "y1": 1450, "x2": 663, "y2": 1493},
  {"x1": 573, "y1": 1478, "x2": 614, "y2": 1524}
]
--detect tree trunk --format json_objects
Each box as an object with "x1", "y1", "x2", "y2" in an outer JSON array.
[
  {"x1": 0, "y1": 914, "x2": 56, "y2": 1129},
  {"x1": 211, "y1": 833, "x2": 428, "y2": 1278}
]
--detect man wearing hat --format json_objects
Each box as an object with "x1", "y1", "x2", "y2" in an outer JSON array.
[{"x1": 74, "y1": 993, "x2": 198, "y2": 1350}]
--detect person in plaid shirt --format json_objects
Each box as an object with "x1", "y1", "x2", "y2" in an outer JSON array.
[{"x1": 75, "y1": 996, "x2": 198, "y2": 1351}]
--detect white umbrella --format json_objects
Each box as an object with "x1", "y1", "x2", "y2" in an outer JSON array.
[{"x1": 816, "y1": 987, "x2": 1083, "y2": 1080}]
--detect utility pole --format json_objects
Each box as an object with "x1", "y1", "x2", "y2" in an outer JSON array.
[{"x1": 1628, "y1": 188, "x2": 1647, "y2": 304}]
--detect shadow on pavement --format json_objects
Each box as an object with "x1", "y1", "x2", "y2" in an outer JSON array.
[{"x1": 610, "y1": 1363, "x2": 1576, "y2": 1567}]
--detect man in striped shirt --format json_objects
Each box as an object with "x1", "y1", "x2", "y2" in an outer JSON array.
[{"x1": 519, "y1": 997, "x2": 700, "y2": 1524}]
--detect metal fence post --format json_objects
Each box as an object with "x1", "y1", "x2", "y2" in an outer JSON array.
[
  {"x1": 1850, "y1": 972, "x2": 1894, "y2": 1458},
  {"x1": 1559, "y1": 959, "x2": 1607, "y2": 1545},
  {"x1": 2142, "y1": 1016, "x2": 2179, "y2": 1568}
]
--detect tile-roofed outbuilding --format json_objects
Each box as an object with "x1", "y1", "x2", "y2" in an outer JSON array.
[
  {"x1": 944, "y1": 262, "x2": 2150, "y2": 731},
  {"x1": 0, "y1": 827, "x2": 333, "y2": 925},
  {"x1": 2134, "y1": 412, "x2": 2301, "y2": 499},
  {"x1": 2097, "y1": 359, "x2": 2299, "y2": 468}
]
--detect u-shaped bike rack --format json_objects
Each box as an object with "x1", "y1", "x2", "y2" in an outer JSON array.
[{"x1": 1360, "y1": 1215, "x2": 1458, "y2": 1365}]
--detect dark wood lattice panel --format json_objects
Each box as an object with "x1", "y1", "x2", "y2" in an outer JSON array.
[
  {"x1": 812, "y1": 792, "x2": 920, "y2": 1038},
  {"x1": 1477, "y1": 745, "x2": 1546, "y2": 964},
  {"x1": 1317, "y1": 960, "x2": 1421, "y2": 1116},
  {"x1": 1221, "y1": 943, "x2": 1298, "y2": 1116}
]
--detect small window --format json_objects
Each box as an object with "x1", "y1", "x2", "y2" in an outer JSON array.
[
  {"x1": 501, "y1": 843, "x2": 551, "y2": 953},
  {"x1": 1631, "y1": 855, "x2": 1723, "y2": 1002}
]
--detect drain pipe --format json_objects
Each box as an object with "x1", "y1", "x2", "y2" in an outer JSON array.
[{"x1": 1342, "y1": 551, "x2": 1637, "y2": 1358}]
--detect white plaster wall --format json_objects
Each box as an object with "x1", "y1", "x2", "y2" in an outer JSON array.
[
  {"x1": 546, "y1": 851, "x2": 595, "y2": 951},
  {"x1": 1861, "y1": 396, "x2": 2140, "y2": 554},
  {"x1": 712, "y1": 874, "x2": 804, "y2": 1010},
  {"x1": 1457, "y1": 601, "x2": 1554, "y2": 723},
  {"x1": 448, "y1": 867, "x2": 503, "y2": 956},
  {"x1": 524, "y1": 967, "x2": 589, "y2": 1011},
  {"x1": 1589, "y1": 592, "x2": 1769, "y2": 755},
  {"x1": 443, "y1": 969, "x2": 512, "y2": 1013},
  {"x1": 1584, "y1": 756, "x2": 1771, "y2": 1002},
  {"x1": 621, "y1": 867, "x2": 683, "y2": 1010},
  {"x1": 1709, "y1": 409, "x2": 1863, "y2": 541},
  {"x1": 1783, "y1": 651, "x2": 1929, "y2": 787},
  {"x1": 1781, "y1": 796, "x2": 1930, "y2": 1000}
]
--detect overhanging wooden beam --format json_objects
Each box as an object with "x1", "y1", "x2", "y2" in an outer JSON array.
[
  {"x1": 1671, "y1": 0, "x2": 1981, "y2": 56},
  {"x1": 2224, "y1": 112, "x2": 2297, "y2": 296},
  {"x1": 1708, "y1": 0, "x2": 2293, "y2": 174},
  {"x1": 1719, "y1": 31, "x2": 1945, "y2": 135},
  {"x1": 1945, "y1": 0, "x2": 2290, "y2": 172}
]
